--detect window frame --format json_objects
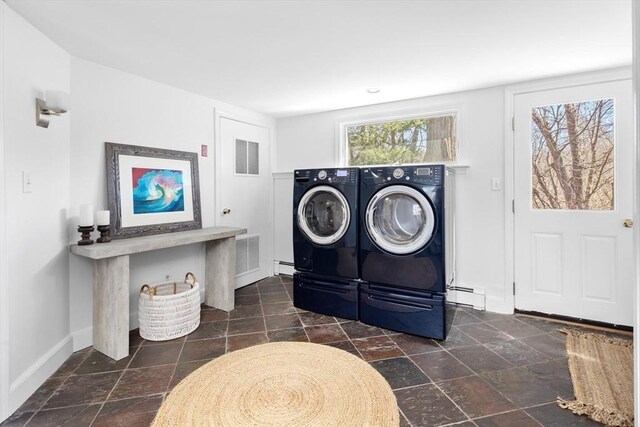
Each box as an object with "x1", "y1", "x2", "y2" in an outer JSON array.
[{"x1": 335, "y1": 106, "x2": 462, "y2": 167}]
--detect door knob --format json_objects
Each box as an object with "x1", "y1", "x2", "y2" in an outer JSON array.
[
  {"x1": 222, "y1": 208, "x2": 231, "y2": 215},
  {"x1": 624, "y1": 219, "x2": 633, "y2": 228}
]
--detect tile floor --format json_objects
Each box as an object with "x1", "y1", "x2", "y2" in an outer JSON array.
[{"x1": 1, "y1": 275, "x2": 630, "y2": 426}]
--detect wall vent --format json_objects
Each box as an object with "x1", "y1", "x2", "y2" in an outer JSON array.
[{"x1": 236, "y1": 235, "x2": 260, "y2": 275}]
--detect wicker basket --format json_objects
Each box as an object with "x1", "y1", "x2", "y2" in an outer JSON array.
[{"x1": 139, "y1": 272, "x2": 201, "y2": 341}]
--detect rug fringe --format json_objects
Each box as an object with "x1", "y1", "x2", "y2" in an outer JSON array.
[
  {"x1": 558, "y1": 329, "x2": 633, "y2": 348},
  {"x1": 557, "y1": 398, "x2": 634, "y2": 427}
]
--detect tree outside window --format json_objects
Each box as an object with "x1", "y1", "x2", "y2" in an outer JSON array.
[{"x1": 345, "y1": 114, "x2": 457, "y2": 166}]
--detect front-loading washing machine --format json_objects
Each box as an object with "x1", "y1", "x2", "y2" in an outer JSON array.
[
  {"x1": 358, "y1": 164, "x2": 453, "y2": 339},
  {"x1": 292, "y1": 167, "x2": 360, "y2": 320}
]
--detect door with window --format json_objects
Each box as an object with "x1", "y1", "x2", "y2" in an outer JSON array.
[
  {"x1": 513, "y1": 80, "x2": 634, "y2": 326},
  {"x1": 218, "y1": 116, "x2": 272, "y2": 288}
]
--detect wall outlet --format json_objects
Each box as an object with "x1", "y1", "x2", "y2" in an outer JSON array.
[{"x1": 491, "y1": 177, "x2": 501, "y2": 191}]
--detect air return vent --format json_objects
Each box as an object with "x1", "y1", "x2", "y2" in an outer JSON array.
[{"x1": 236, "y1": 235, "x2": 260, "y2": 275}]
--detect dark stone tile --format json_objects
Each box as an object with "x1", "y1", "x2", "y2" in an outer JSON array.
[
  {"x1": 15, "y1": 376, "x2": 66, "y2": 413},
  {"x1": 262, "y1": 301, "x2": 296, "y2": 316},
  {"x1": 235, "y1": 284, "x2": 259, "y2": 296},
  {"x1": 0, "y1": 411, "x2": 33, "y2": 427},
  {"x1": 391, "y1": 334, "x2": 441, "y2": 355},
  {"x1": 439, "y1": 376, "x2": 516, "y2": 418},
  {"x1": 484, "y1": 339, "x2": 550, "y2": 366},
  {"x1": 93, "y1": 395, "x2": 163, "y2": 427},
  {"x1": 27, "y1": 404, "x2": 101, "y2": 427},
  {"x1": 323, "y1": 341, "x2": 361, "y2": 357},
  {"x1": 179, "y1": 338, "x2": 226, "y2": 362},
  {"x1": 227, "y1": 332, "x2": 268, "y2": 352},
  {"x1": 395, "y1": 383, "x2": 467, "y2": 426},
  {"x1": 369, "y1": 357, "x2": 430, "y2": 390},
  {"x1": 264, "y1": 313, "x2": 302, "y2": 331},
  {"x1": 399, "y1": 412, "x2": 411, "y2": 427},
  {"x1": 200, "y1": 308, "x2": 229, "y2": 322},
  {"x1": 340, "y1": 321, "x2": 386, "y2": 339},
  {"x1": 462, "y1": 308, "x2": 508, "y2": 322},
  {"x1": 298, "y1": 311, "x2": 338, "y2": 326},
  {"x1": 229, "y1": 304, "x2": 263, "y2": 319},
  {"x1": 44, "y1": 372, "x2": 121, "y2": 408},
  {"x1": 516, "y1": 315, "x2": 565, "y2": 333},
  {"x1": 525, "y1": 402, "x2": 603, "y2": 426},
  {"x1": 457, "y1": 323, "x2": 511, "y2": 344},
  {"x1": 484, "y1": 318, "x2": 545, "y2": 338},
  {"x1": 234, "y1": 294, "x2": 261, "y2": 307},
  {"x1": 351, "y1": 336, "x2": 404, "y2": 361},
  {"x1": 128, "y1": 342, "x2": 182, "y2": 368},
  {"x1": 129, "y1": 329, "x2": 144, "y2": 348},
  {"x1": 438, "y1": 326, "x2": 479, "y2": 349},
  {"x1": 267, "y1": 327, "x2": 308, "y2": 343},
  {"x1": 473, "y1": 409, "x2": 540, "y2": 427},
  {"x1": 520, "y1": 334, "x2": 567, "y2": 358},
  {"x1": 410, "y1": 351, "x2": 473, "y2": 382},
  {"x1": 256, "y1": 276, "x2": 283, "y2": 286},
  {"x1": 186, "y1": 320, "x2": 228, "y2": 340},
  {"x1": 481, "y1": 367, "x2": 557, "y2": 407},
  {"x1": 141, "y1": 335, "x2": 185, "y2": 347},
  {"x1": 75, "y1": 350, "x2": 132, "y2": 375},
  {"x1": 50, "y1": 348, "x2": 91, "y2": 378},
  {"x1": 257, "y1": 283, "x2": 286, "y2": 294},
  {"x1": 305, "y1": 324, "x2": 347, "y2": 344},
  {"x1": 109, "y1": 365, "x2": 174, "y2": 400},
  {"x1": 259, "y1": 292, "x2": 290, "y2": 304},
  {"x1": 227, "y1": 317, "x2": 266, "y2": 335},
  {"x1": 453, "y1": 310, "x2": 482, "y2": 325},
  {"x1": 169, "y1": 359, "x2": 210, "y2": 390},
  {"x1": 525, "y1": 358, "x2": 574, "y2": 399},
  {"x1": 449, "y1": 345, "x2": 513, "y2": 373}
]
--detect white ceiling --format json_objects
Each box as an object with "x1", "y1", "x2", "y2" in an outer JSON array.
[{"x1": 6, "y1": 0, "x2": 632, "y2": 118}]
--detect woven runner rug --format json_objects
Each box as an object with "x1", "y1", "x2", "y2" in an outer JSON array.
[
  {"x1": 558, "y1": 329, "x2": 633, "y2": 426},
  {"x1": 152, "y1": 341, "x2": 399, "y2": 426}
]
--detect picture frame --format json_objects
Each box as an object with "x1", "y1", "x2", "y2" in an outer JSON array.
[{"x1": 105, "y1": 142, "x2": 202, "y2": 239}]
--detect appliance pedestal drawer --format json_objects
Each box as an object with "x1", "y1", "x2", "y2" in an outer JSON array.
[
  {"x1": 293, "y1": 272, "x2": 358, "y2": 320},
  {"x1": 359, "y1": 282, "x2": 450, "y2": 340}
]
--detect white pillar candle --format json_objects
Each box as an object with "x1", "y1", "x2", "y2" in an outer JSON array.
[
  {"x1": 96, "y1": 210, "x2": 110, "y2": 226},
  {"x1": 79, "y1": 204, "x2": 94, "y2": 226}
]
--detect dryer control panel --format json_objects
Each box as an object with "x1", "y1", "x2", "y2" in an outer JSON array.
[
  {"x1": 362, "y1": 165, "x2": 444, "y2": 185},
  {"x1": 294, "y1": 168, "x2": 359, "y2": 185}
]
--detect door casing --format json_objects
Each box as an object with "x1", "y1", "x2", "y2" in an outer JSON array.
[{"x1": 503, "y1": 67, "x2": 633, "y2": 315}]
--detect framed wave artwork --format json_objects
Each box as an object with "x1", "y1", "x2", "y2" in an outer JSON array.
[{"x1": 105, "y1": 142, "x2": 202, "y2": 238}]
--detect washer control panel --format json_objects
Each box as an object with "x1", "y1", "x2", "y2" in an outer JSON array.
[
  {"x1": 295, "y1": 168, "x2": 359, "y2": 184},
  {"x1": 362, "y1": 165, "x2": 444, "y2": 185}
]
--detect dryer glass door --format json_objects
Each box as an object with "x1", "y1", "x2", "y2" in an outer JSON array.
[
  {"x1": 366, "y1": 186, "x2": 435, "y2": 255},
  {"x1": 298, "y1": 185, "x2": 350, "y2": 245}
]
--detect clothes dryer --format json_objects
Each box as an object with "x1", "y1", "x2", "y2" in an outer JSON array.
[
  {"x1": 292, "y1": 168, "x2": 359, "y2": 319},
  {"x1": 358, "y1": 164, "x2": 452, "y2": 339}
]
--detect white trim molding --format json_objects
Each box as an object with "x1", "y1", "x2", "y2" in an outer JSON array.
[
  {"x1": 0, "y1": 2, "x2": 8, "y2": 422},
  {"x1": 631, "y1": 0, "x2": 639, "y2": 419}
]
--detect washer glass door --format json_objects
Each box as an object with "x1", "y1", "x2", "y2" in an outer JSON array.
[
  {"x1": 298, "y1": 185, "x2": 350, "y2": 245},
  {"x1": 366, "y1": 186, "x2": 435, "y2": 254}
]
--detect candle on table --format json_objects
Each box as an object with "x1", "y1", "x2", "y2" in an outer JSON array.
[
  {"x1": 79, "y1": 204, "x2": 94, "y2": 226},
  {"x1": 96, "y1": 210, "x2": 110, "y2": 226}
]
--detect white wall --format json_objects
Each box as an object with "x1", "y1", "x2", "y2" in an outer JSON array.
[
  {"x1": 2, "y1": 4, "x2": 72, "y2": 413},
  {"x1": 632, "y1": 0, "x2": 639, "y2": 419},
  {"x1": 275, "y1": 88, "x2": 508, "y2": 310},
  {"x1": 68, "y1": 58, "x2": 275, "y2": 349}
]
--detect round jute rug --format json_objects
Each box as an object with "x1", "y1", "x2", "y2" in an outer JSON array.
[{"x1": 152, "y1": 341, "x2": 399, "y2": 426}]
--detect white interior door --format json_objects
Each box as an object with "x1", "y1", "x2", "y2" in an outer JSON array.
[
  {"x1": 514, "y1": 80, "x2": 634, "y2": 326},
  {"x1": 218, "y1": 115, "x2": 272, "y2": 288}
]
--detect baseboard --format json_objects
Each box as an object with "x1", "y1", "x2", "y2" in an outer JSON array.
[
  {"x1": 273, "y1": 261, "x2": 295, "y2": 276},
  {"x1": 485, "y1": 294, "x2": 514, "y2": 314},
  {"x1": 8, "y1": 335, "x2": 73, "y2": 414},
  {"x1": 447, "y1": 285, "x2": 486, "y2": 310}
]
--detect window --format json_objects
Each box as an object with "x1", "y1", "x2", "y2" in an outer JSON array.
[
  {"x1": 345, "y1": 113, "x2": 457, "y2": 166},
  {"x1": 530, "y1": 99, "x2": 614, "y2": 210}
]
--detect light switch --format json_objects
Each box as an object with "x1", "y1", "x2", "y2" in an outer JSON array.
[
  {"x1": 22, "y1": 171, "x2": 33, "y2": 193},
  {"x1": 491, "y1": 177, "x2": 501, "y2": 191}
]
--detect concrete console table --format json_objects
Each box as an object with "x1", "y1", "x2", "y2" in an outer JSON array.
[{"x1": 70, "y1": 226, "x2": 246, "y2": 361}]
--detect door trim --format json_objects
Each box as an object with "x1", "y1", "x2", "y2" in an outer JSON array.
[
  {"x1": 213, "y1": 109, "x2": 275, "y2": 278},
  {"x1": 502, "y1": 67, "x2": 632, "y2": 315},
  {"x1": 0, "y1": 3, "x2": 8, "y2": 420}
]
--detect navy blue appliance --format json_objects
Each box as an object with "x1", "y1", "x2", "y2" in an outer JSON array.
[
  {"x1": 293, "y1": 168, "x2": 360, "y2": 320},
  {"x1": 359, "y1": 165, "x2": 451, "y2": 339}
]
